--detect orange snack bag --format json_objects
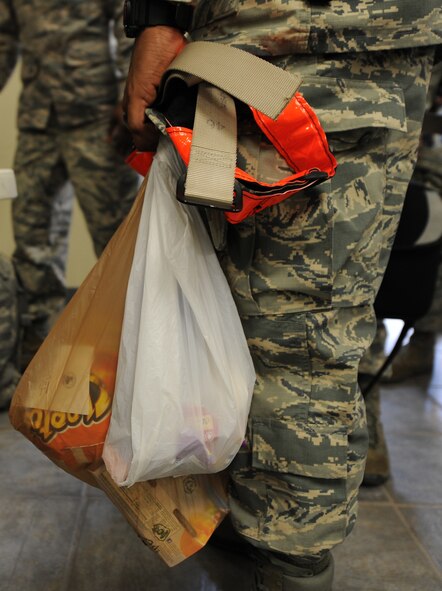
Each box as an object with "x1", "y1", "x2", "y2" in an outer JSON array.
[
  {"x1": 92, "y1": 467, "x2": 229, "y2": 566},
  {"x1": 9, "y1": 180, "x2": 146, "y2": 484},
  {"x1": 11, "y1": 354, "x2": 116, "y2": 484}
]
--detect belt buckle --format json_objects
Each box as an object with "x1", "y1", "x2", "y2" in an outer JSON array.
[{"x1": 176, "y1": 173, "x2": 243, "y2": 213}]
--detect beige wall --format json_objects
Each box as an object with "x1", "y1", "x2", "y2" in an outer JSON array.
[{"x1": 0, "y1": 64, "x2": 96, "y2": 287}]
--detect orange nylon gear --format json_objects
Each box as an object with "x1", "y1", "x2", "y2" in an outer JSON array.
[{"x1": 127, "y1": 92, "x2": 337, "y2": 224}]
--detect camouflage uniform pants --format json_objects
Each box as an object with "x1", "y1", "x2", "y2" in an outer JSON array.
[
  {"x1": 219, "y1": 48, "x2": 434, "y2": 558},
  {"x1": 12, "y1": 116, "x2": 140, "y2": 327},
  {"x1": 0, "y1": 254, "x2": 20, "y2": 409},
  {"x1": 361, "y1": 62, "x2": 442, "y2": 373}
]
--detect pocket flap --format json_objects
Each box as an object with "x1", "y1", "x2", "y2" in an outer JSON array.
[
  {"x1": 300, "y1": 76, "x2": 406, "y2": 134},
  {"x1": 252, "y1": 418, "x2": 348, "y2": 479}
]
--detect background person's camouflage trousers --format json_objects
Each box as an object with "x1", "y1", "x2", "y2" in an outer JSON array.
[
  {"x1": 0, "y1": 0, "x2": 140, "y2": 369},
  {"x1": 12, "y1": 117, "x2": 140, "y2": 369}
]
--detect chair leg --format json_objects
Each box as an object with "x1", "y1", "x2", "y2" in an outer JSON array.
[{"x1": 361, "y1": 321, "x2": 414, "y2": 398}]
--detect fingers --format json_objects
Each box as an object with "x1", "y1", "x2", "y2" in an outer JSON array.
[
  {"x1": 123, "y1": 89, "x2": 157, "y2": 150},
  {"x1": 122, "y1": 27, "x2": 187, "y2": 151},
  {"x1": 131, "y1": 120, "x2": 161, "y2": 152},
  {"x1": 122, "y1": 70, "x2": 159, "y2": 150},
  {"x1": 110, "y1": 123, "x2": 135, "y2": 157},
  {"x1": 126, "y1": 92, "x2": 150, "y2": 139}
]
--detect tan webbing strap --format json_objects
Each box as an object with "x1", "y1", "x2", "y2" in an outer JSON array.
[
  {"x1": 184, "y1": 83, "x2": 237, "y2": 207},
  {"x1": 162, "y1": 41, "x2": 302, "y2": 120},
  {"x1": 160, "y1": 41, "x2": 302, "y2": 207}
]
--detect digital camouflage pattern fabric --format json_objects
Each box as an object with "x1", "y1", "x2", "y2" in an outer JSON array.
[
  {"x1": 179, "y1": 0, "x2": 442, "y2": 569},
  {"x1": 192, "y1": 0, "x2": 442, "y2": 56},
  {"x1": 361, "y1": 62, "x2": 442, "y2": 374},
  {"x1": 12, "y1": 119, "x2": 139, "y2": 336},
  {"x1": 0, "y1": 254, "x2": 20, "y2": 409},
  {"x1": 217, "y1": 48, "x2": 434, "y2": 559},
  {"x1": 0, "y1": 0, "x2": 134, "y2": 129},
  {"x1": 359, "y1": 65, "x2": 441, "y2": 489}
]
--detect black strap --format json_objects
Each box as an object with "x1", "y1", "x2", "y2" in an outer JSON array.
[{"x1": 422, "y1": 112, "x2": 442, "y2": 135}]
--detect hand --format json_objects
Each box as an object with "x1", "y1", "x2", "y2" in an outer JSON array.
[
  {"x1": 108, "y1": 101, "x2": 135, "y2": 157},
  {"x1": 123, "y1": 26, "x2": 187, "y2": 150}
]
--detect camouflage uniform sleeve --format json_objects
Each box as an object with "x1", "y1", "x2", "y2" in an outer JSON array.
[{"x1": 0, "y1": 0, "x2": 19, "y2": 91}]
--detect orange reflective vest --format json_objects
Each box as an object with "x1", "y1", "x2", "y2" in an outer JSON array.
[{"x1": 127, "y1": 91, "x2": 337, "y2": 224}]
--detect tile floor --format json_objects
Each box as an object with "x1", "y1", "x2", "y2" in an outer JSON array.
[{"x1": 0, "y1": 330, "x2": 441, "y2": 591}]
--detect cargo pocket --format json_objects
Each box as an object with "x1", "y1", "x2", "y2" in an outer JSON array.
[
  {"x1": 252, "y1": 418, "x2": 348, "y2": 484},
  {"x1": 251, "y1": 417, "x2": 349, "y2": 549},
  {"x1": 235, "y1": 112, "x2": 336, "y2": 313},
  {"x1": 299, "y1": 76, "x2": 407, "y2": 306},
  {"x1": 243, "y1": 313, "x2": 312, "y2": 418}
]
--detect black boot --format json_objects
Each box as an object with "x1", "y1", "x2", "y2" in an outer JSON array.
[
  {"x1": 252, "y1": 549, "x2": 334, "y2": 591},
  {"x1": 209, "y1": 516, "x2": 251, "y2": 557}
]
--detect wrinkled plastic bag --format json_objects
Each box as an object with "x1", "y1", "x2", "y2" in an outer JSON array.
[{"x1": 103, "y1": 138, "x2": 256, "y2": 486}]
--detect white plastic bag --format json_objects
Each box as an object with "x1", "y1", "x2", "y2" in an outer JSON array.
[{"x1": 103, "y1": 138, "x2": 256, "y2": 486}]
